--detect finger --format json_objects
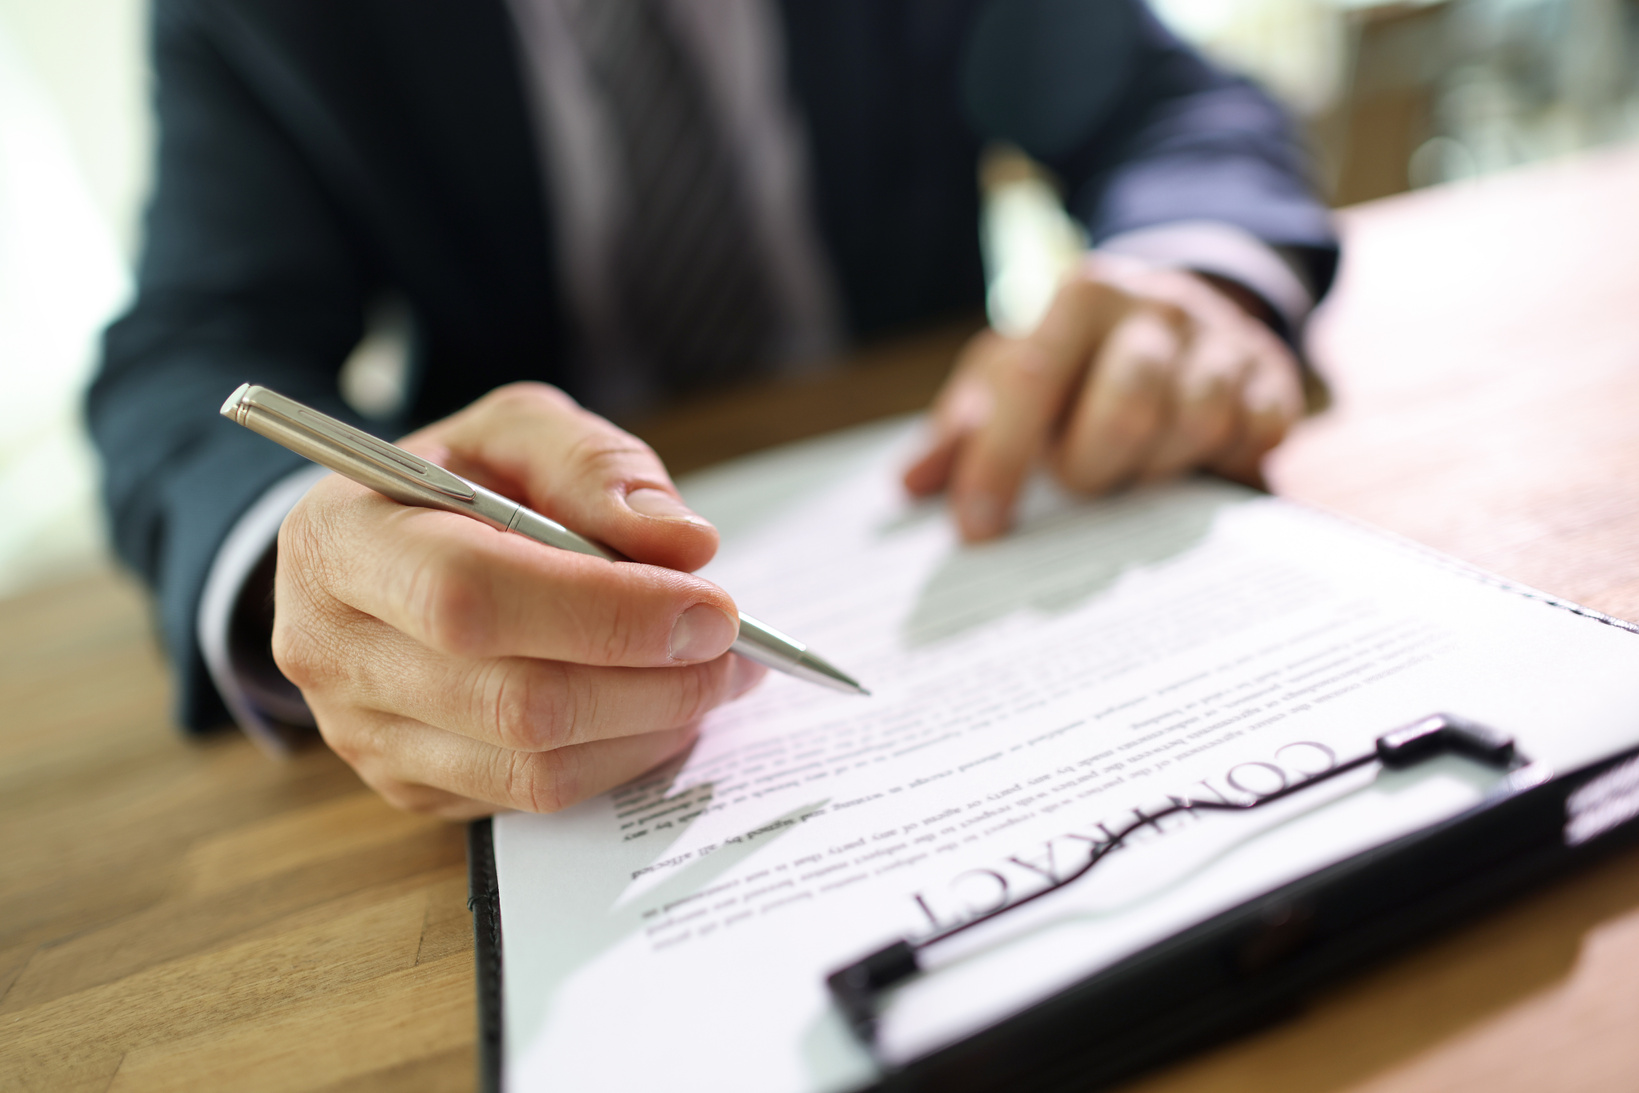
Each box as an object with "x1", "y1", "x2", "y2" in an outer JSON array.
[
  {"x1": 947, "y1": 279, "x2": 1130, "y2": 539},
  {"x1": 903, "y1": 353, "x2": 995, "y2": 497},
  {"x1": 280, "y1": 479, "x2": 740, "y2": 666},
  {"x1": 1051, "y1": 307, "x2": 1184, "y2": 495},
  {"x1": 323, "y1": 707, "x2": 702, "y2": 815},
  {"x1": 302, "y1": 609, "x2": 767, "y2": 751},
  {"x1": 423, "y1": 382, "x2": 719, "y2": 573},
  {"x1": 1133, "y1": 327, "x2": 1252, "y2": 482},
  {"x1": 442, "y1": 652, "x2": 766, "y2": 753},
  {"x1": 1211, "y1": 352, "x2": 1304, "y2": 488},
  {"x1": 902, "y1": 429, "x2": 962, "y2": 499}
]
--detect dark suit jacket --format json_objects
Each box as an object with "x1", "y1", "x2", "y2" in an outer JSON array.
[{"x1": 89, "y1": 0, "x2": 1339, "y2": 731}]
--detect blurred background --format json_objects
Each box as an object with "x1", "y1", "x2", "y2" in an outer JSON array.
[{"x1": 1, "y1": 0, "x2": 1637, "y2": 599}]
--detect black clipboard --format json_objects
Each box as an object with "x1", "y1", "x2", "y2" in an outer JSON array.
[{"x1": 468, "y1": 735, "x2": 1639, "y2": 1093}]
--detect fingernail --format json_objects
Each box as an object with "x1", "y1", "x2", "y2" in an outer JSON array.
[
  {"x1": 959, "y1": 493, "x2": 1006, "y2": 539},
  {"x1": 626, "y1": 487, "x2": 711, "y2": 526},
  {"x1": 729, "y1": 653, "x2": 768, "y2": 698},
  {"x1": 669, "y1": 604, "x2": 738, "y2": 662}
]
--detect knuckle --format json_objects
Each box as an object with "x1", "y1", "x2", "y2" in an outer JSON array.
[
  {"x1": 1113, "y1": 312, "x2": 1182, "y2": 365},
  {"x1": 316, "y1": 721, "x2": 362, "y2": 768},
  {"x1": 557, "y1": 574, "x2": 656, "y2": 666},
  {"x1": 271, "y1": 596, "x2": 343, "y2": 697},
  {"x1": 272, "y1": 497, "x2": 367, "y2": 691},
  {"x1": 483, "y1": 381, "x2": 575, "y2": 416},
  {"x1": 670, "y1": 662, "x2": 723, "y2": 727},
  {"x1": 315, "y1": 711, "x2": 380, "y2": 772},
  {"x1": 564, "y1": 668, "x2": 603, "y2": 744},
  {"x1": 270, "y1": 613, "x2": 327, "y2": 691},
  {"x1": 563, "y1": 427, "x2": 659, "y2": 489},
  {"x1": 277, "y1": 492, "x2": 320, "y2": 548},
  {"x1": 483, "y1": 660, "x2": 536, "y2": 751},
  {"x1": 485, "y1": 660, "x2": 577, "y2": 751},
  {"x1": 406, "y1": 550, "x2": 492, "y2": 657},
  {"x1": 505, "y1": 749, "x2": 575, "y2": 814},
  {"x1": 275, "y1": 504, "x2": 337, "y2": 606},
  {"x1": 314, "y1": 714, "x2": 463, "y2": 817}
]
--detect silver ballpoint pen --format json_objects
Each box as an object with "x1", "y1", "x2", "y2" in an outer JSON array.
[{"x1": 221, "y1": 383, "x2": 867, "y2": 695}]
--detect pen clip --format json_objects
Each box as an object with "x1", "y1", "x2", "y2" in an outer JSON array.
[{"x1": 292, "y1": 407, "x2": 476, "y2": 502}]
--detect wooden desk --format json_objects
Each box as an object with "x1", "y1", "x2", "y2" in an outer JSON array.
[{"x1": 5, "y1": 143, "x2": 1639, "y2": 1092}]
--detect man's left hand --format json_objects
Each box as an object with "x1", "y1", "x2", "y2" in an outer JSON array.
[{"x1": 903, "y1": 257, "x2": 1305, "y2": 540}]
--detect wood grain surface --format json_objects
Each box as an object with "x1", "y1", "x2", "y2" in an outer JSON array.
[{"x1": 4, "y1": 143, "x2": 1639, "y2": 1092}]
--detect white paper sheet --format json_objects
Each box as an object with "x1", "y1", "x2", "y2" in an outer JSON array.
[{"x1": 494, "y1": 420, "x2": 1639, "y2": 1092}]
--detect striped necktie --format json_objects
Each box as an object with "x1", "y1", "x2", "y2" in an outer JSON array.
[{"x1": 572, "y1": 0, "x2": 777, "y2": 393}]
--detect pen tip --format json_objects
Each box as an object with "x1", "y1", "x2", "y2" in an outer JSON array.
[{"x1": 794, "y1": 649, "x2": 871, "y2": 696}]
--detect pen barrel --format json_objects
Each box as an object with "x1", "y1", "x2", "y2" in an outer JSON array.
[
  {"x1": 505, "y1": 506, "x2": 619, "y2": 560},
  {"x1": 733, "y1": 614, "x2": 805, "y2": 662},
  {"x1": 226, "y1": 385, "x2": 618, "y2": 557},
  {"x1": 730, "y1": 615, "x2": 863, "y2": 694}
]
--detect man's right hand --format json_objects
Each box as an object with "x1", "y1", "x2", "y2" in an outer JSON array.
[{"x1": 272, "y1": 383, "x2": 765, "y2": 819}]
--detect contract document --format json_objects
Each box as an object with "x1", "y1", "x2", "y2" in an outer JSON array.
[{"x1": 492, "y1": 420, "x2": 1639, "y2": 1093}]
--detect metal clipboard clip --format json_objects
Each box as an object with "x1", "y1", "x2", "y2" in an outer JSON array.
[{"x1": 825, "y1": 713, "x2": 1545, "y2": 1049}]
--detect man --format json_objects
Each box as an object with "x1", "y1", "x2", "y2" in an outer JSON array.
[{"x1": 88, "y1": 0, "x2": 1337, "y2": 818}]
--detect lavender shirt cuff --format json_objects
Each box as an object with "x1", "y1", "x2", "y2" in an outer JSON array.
[
  {"x1": 196, "y1": 465, "x2": 327, "y2": 754},
  {"x1": 1097, "y1": 220, "x2": 1315, "y2": 336}
]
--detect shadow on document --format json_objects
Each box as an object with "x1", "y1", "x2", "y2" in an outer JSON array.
[{"x1": 896, "y1": 478, "x2": 1240, "y2": 648}]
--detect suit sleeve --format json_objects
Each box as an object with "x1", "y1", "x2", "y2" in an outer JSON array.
[
  {"x1": 87, "y1": 0, "x2": 374, "y2": 731},
  {"x1": 961, "y1": 0, "x2": 1338, "y2": 301}
]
